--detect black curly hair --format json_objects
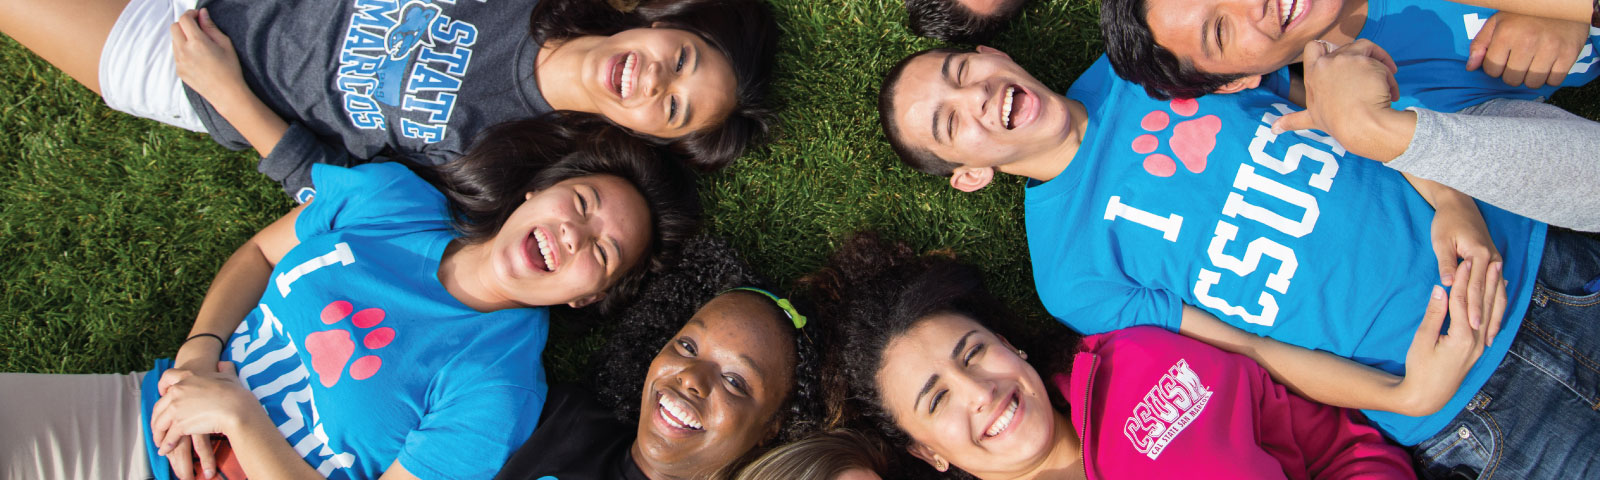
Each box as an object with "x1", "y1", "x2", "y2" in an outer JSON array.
[
  {"x1": 530, "y1": 0, "x2": 779, "y2": 170},
  {"x1": 417, "y1": 113, "x2": 703, "y2": 315},
  {"x1": 587, "y1": 234, "x2": 825, "y2": 479},
  {"x1": 905, "y1": 0, "x2": 1027, "y2": 44},
  {"x1": 801, "y1": 232, "x2": 1078, "y2": 479}
]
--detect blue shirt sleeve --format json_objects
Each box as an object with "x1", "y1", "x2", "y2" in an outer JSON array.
[
  {"x1": 295, "y1": 163, "x2": 448, "y2": 241},
  {"x1": 1042, "y1": 276, "x2": 1185, "y2": 335},
  {"x1": 398, "y1": 384, "x2": 547, "y2": 480}
]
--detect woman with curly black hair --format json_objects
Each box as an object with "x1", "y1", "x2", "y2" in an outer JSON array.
[
  {"x1": 2, "y1": 0, "x2": 777, "y2": 197},
  {"x1": 808, "y1": 233, "x2": 1416, "y2": 480},
  {"x1": 496, "y1": 235, "x2": 824, "y2": 480}
]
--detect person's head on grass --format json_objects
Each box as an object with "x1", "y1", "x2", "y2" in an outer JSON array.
[
  {"x1": 733, "y1": 429, "x2": 890, "y2": 480},
  {"x1": 877, "y1": 47, "x2": 1089, "y2": 192},
  {"x1": 428, "y1": 115, "x2": 702, "y2": 314},
  {"x1": 801, "y1": 232, "x2": 1075, "y2": 479},
  {"x1": 904, "y1": 0, "x2": 1029, "y2": 43},
  {"x1": 1100, "y1": 0, "x2": 1364, "y2": 99},
  {"x1": 589, "y1": 236, "x2": 825, "y2": 480},
  {"x1": 531, "y1": 0, "x2": 780, "y2": 170}
]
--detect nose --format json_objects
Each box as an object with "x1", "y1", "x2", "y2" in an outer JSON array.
[
  {"x1": 643, "y1": 59, "x2": 666, "y2": 98},
  {"x1": 947, "y1": 372, "x2": 996, "y2": 414},
  {"x1": 954, "y1": 82, "x2": 993, "y2": 128},
  {"x1": 558, "y1": 221, "x2": 588, "y2": 254},
  {"x1": 675, "y1": 362, "x2": 712, "y2": 398}
]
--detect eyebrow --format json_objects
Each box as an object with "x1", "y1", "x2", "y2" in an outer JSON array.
[
  {"x1": 1202, "y1": 17, "x2": 1223, "y2": 59},
  {"x1": 586, "y1": 185, "x2": 621, "y2": 267},
  {"x1": 930, "y1": 54, "x2": 958, "y2": 144},
  {"x1": 913, "y1": 329, "x2": 980, "y2": 410},
  {"x1": 951, "y1": 330, "x2": 977, "y2": 360},
  {"x1": 915, "y1": 373, "x2": 940, "y2": 411},
  {"x1": 675, "y1": 47, "x2": 701, "y2": 130}
]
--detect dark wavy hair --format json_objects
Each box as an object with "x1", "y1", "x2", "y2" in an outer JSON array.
[
  {"x1": 530, "y1": 0, "x2": 779, "y2": 170},
  {"x1": 587, "y1": 235, "x2": 825, "y2": 479},
  {"x1": 1100, "y1": 0, "x2": 1245, "y2": 100},
  {"x1": 801, "y1": 233, "x2": 1077, "y2": 479},
  {"x1": 877, "y1": 48, "x2": 970, "y2": 177},
  {"x1": 420, "y1": 113, "x2": 702, "y2": 314},
  {"x1": 904, "y1": 0, "x2": 1026, "y2": 43}
]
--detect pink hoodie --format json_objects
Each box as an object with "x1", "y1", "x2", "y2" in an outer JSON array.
[{"x1": 1054, "y1": 327, "x2": 1414, "y2": 480}]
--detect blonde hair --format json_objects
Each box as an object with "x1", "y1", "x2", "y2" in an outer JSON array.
[{"x1": 734, "y1": 429, "x2": 888, "y2": 480}]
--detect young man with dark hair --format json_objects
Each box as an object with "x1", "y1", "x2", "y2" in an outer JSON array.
[
  {"x1": 1100, "y1": 0, "x2": 1599, "y2": 109},
  {"x1": 876, "y1": 46, "x2": 1600, "y2": 477},
  {"x1": 903, "y1": 0, "x2": 1027, "y2": 43}
]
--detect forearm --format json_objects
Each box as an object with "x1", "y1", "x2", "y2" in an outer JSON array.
[
  {"x1": 1337, "y1": 108, "x2": 1417, "y2": 163},
  {"x1": 1445, "y1": 0, "x2": 1594, "y2": 23},
  {"x1": 224, "y1": 409, "x2": 325, "y2": 480},
  {"x1": 1391, "y1": 100, "x2": 1600, "y2": 232},
  {"x1": 1177, "y1": 306, "x2": 1421, "y2": 414},
  {"x1": 210, "y1": 88, "x2": 290, "y2": 159}
]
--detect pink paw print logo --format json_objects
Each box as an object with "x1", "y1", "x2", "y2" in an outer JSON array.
[
  {"x1": 1130, "y1": 98, "x2": 1221, "y2": 177},
  {"x1": 304, "y1": 300, "x2": 395, "y2": 387}
]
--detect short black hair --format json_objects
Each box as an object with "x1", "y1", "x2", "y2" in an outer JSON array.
[
  {"x1": 1100, "y1": 0, "x2": 1247, "y2": 100},
  {"x1": 877, "y1": 48, "x2": 970, "y2": 177},
  {"x1": 904, "y1": 0, "x2": 1027, "y2": 43}
]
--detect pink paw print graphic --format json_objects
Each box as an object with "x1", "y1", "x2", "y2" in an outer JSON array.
[
  {"x1": 304, "y1": 300, "x2": 395, "y2": 387},
  {"x1": 1130, "y1": 98, "x2": 1221, "y2": 177}
]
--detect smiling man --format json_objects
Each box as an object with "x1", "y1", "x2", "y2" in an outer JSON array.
[
  {"x1": 877, "y1": 46, "x2": 1600, "y2": 477},
  {"x1": 1100, "y1": 0, "x2": 1600, "y2": 110}
]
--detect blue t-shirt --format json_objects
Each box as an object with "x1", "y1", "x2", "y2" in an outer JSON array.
[
  {"x1": 141, "y1": 163, "x2": 550, "y2": 479},
  {"x1": 1028, "y1": 57, "x2": 1546, "y2": 445},
  {"x1": 1262, "y1": 0, "x2": 1600, "y2": 112}
]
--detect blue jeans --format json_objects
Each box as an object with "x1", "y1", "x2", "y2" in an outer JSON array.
[{"x1": 1413, "y1": 229, "x2": 1600, "y2": 479}]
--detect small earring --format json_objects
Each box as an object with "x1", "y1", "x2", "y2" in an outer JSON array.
[
  {"x1": 935, "y1": 458, "x2": 949, "y2": 472},
  {"x1": 1017, "y1": 349, "x2": 1027, "y2": 360}
]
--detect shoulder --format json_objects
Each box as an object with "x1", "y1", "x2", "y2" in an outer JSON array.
[{"x1": 299, "y1": 163, "x2": 449, "y2": 235}]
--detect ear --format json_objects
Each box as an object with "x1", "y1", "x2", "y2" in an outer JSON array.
[
  {"x1": 949, "y1": 166, "x2": 995, "y2": 192},
  {"x1": 974, "y1": 45, "x2": 1011, "y2": 60},
  {"x1": 567, "y1": 293, "x2": 605, "y2": 309},
  {"x1": 650, "y1": 20, "x2": 665, "y2": 28},
  {"x1": 1211, "y1": 75, "x2": 1262, "y2": 94},
  {"x1": 524, "y1": 191, "x2": 536, "y2": 201},
  {"x1": 906, "y1": 443, "x2": 949, "y2": 472}
]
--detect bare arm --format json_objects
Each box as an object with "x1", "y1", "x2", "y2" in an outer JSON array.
[
  {"x1": 1177, "y1": 263, "x2": 1491, "y2": 418},
  {"x1": 172, "y1": 9, "x2": 289, "y2": 158}
]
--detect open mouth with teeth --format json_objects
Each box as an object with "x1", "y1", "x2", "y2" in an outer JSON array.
[
  {"x1": 609, "y1": 52, "x2": 638, "y2": 98},
  {"x1": 983, "y1": 392, "x2": 1021, "y2": 439},
  {"x1": 524, "y1": 227, "x2": 557, "y2": 273},
  {"x1": 1277, "y1": 0, "x2": 1304, "y2": 31},
  {"x1": 1000, "y1": 85, "x2": 1036, "y2": 130},
  {"x1": 657, "y1": 391, "x2": 704, "y2": 431}
]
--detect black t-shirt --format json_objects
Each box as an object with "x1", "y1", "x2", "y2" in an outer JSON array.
[{"x1": 495, "y1": 384, "x2": 651, "y2": 480}]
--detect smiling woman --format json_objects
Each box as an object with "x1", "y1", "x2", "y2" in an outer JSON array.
[
  {"x1": 0, "y1": 0, "x2": 776, "y2": 198},
  {"x1": 0, "y1": 118, "x2": 703, "y2": 480},
  {"x1": 808, "y1": 233, "x2": 1416, "y2": 480},
  {"x1": 493, "y1": 235, "x2": 824, "y2": 480}
]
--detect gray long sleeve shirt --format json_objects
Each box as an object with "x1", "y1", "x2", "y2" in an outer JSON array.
[
  {"x1": 1389, "y1": 98, "x2": 1600, "y2": 232},
  {"x1": 185, "y1": 0, "x2": 551, "y2": 200}
]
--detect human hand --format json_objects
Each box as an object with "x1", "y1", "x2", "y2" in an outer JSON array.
[
  {"x1": 1428, "y1": 193, "x2": 1506, "y2": 338},
  {"x1": 172, "y1": 9, "x2": 248, "y2": 107},
  {"x1": 152, "y1": 362, "x2": 258, "y2": 479},
  {"x1": 1396, "y1": 263, "x2": 1503, "y2": 416},
  {"x1": 1467, "y1": 12, "x2": 1592, "y2": 88},
  {"x1": 1272, "y1": 40, "x2": 1414, "y2": 161}
]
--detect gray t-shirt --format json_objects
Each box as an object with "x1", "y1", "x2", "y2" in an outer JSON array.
[{"x1": 186, "y1": 0, "x2": 552, "y2": 200}]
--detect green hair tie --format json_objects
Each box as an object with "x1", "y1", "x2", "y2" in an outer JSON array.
[{"x1": 722, "y1": 287, "x2": 807, "y2": 329}]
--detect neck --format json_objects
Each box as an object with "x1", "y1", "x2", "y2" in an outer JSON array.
[
  {"x1": 1013, "y1": 413, "x2": 1086, "y2": 480},
  {"x1": 1316, "y1": 0, "x2": 1370, "y2": 45},
  {"x1": 438, "y1": 240, "x2": 520, "y2": 312},
  {"x1": 997, "y1": 96, "x2": 1090, "y2": 184},
  {"x1": 535, "y1": 36, "x2": 601, "y2": 113},
  {"x1": 629, "y1": 442, "x2": 697, "y2": 480}
]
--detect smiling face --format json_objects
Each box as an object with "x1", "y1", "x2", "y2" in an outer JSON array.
[
  {"x1": 580, "y1": 26, "x2": 738, "y2": 139},
  {"x1": 485, "y1": 174, "x2": 650, "y2": 308},
  {"x1": 889, "y1": 47, "x2": 1080, "y2": 172},
  {"x1": 876, "y1": 313, "x2": 1057, "y2": 477},
  {"x1": 1144, "y1": 0, "x2": 1349, "y2": 77},
  {"x1": 633, "y1": 292, "x2": 797, "y2": 478}
]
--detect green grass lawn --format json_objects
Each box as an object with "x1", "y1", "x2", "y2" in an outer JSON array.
[{"x1": 2, "y1": 0, "x2": 1598, "y2": 380}]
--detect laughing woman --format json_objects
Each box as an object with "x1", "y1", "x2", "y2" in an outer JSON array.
[
  {"x1": 0, "y1": 119, "x2": 701, "y2": 480},
  {"x1": 808, "y1": 234, "x2": 1418, "y2": 480},
  {"x1": 495, "y1": 235, "x2": 824, "y2": 480},
  {"x1": 0, "y1": 0, "x2": 776, "y2": 197}
]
